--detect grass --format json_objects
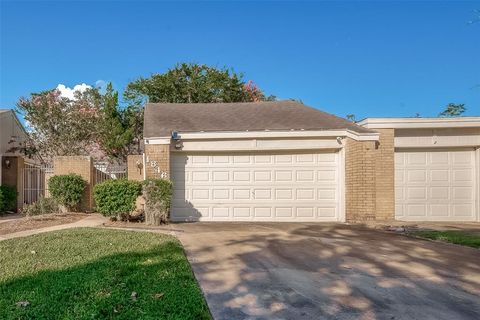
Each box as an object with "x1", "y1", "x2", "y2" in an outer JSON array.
[
  {"x1": 0, "y1": 228, "x2": 211, "y2": 319},
  {"x1": 410, "y1": 230, "x2": 480, "y2": 249}
]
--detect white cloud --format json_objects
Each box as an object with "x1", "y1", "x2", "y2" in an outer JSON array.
[{"x1": 56, "y1": 83, "x2": 91, "y2": 100}]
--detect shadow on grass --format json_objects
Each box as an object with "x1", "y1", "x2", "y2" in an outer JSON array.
[{"x1": 0, "y1": 238, "x2": 210, "y2": 320}]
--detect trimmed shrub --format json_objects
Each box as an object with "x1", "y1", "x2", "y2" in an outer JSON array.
[
  {"x1": 48, "y1": 174, "x2": 86, "y2": 211},
  {"x1": 93, "y1": 179, "x2": 142, "y2": 218},
  {"x1": 23, "y1": 198, "x2": 59, "y2": 216},
  {"x1": 0, "y1": 185, "x2": 17, "y2": 212},
  {"x1": 143, "y1": 179, "x2": 173, "y2": 225}
]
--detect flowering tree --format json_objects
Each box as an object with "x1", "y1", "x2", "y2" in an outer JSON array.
[{"x1": 17, "y1": 88, "x2": 101, "y2": 160}]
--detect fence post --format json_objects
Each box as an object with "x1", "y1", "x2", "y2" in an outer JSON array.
[{"x1": 53, "y1": 156, "x2": 94, "y2": 212}]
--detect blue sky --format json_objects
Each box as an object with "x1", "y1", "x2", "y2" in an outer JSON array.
[{"x1": 1, "y1": 1, "x2": 479, "y2": 120}]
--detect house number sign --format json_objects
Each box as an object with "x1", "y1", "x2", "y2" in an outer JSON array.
[{"x1": 149, "y1": 160, "x2": 168, "y2": 179}]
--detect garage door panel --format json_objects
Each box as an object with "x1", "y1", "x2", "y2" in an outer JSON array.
[
  {"x1": 233, "y1": 207, "x2": 251, "y2": 218},
  {"x1": 430, "y1": 187, "x2": 449, "y2": 200},
  {"x1": 407, "y1": 170, "x2": 427, "y2": 183},
  {"x1": 452, "y1": 169, "x2": 473, "y2": 183},
  {"x1": 276, "y1": 189, "x2": 293, "y2": 200},
  {"x1": 171, "y1": 151, "x2": 341, "y2": 221},
  {"x1": 430, "y1": 152, "x2": 449, "y2": 165},
  {"x1": 407, "y1": 153, "x2": 427, "y2": 165},
  {"x1": 254, "y1": 171, "x2": 271, "y2": 182},
  {"x1": 407, "y1": 187, "x2": 427, "y2": 200},
  {"x1": 275, "y1": 207, "x2": 293, "y2": 218},
  {"x1": 429, "y1": 204, "x2": 449, "y2": 217},
  {"x1": 395, "y1": 150, "x2": 475, "y2": 221},
  {"x1": 318, "y1": 207, "x2": 337, "y2": 218},
  {"x1": 430, "y1": 170, "x2": 449, "y2": 182}
]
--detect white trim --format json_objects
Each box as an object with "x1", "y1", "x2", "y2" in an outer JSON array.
[
  {"x1": 338, "y1": 146, "x2": 346, "y2": 222},
  {"x1": 358, "y1": 117, "x2": 480, "y2": 129},
  {"x1": 142, "y1": 153, "x2": 147, "y2": 181},
  {"x1": 476, "y1": 148, "x2": 480, "y2": 222},
  {"x1": 144, "y1": 129, "x2": 379, "y2": 143},
  {"x1": 145, "y1": 138, "x2": 171, "y2": 145}
]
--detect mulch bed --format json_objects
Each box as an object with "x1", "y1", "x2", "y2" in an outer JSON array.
[{"x1": 0, "y1": 213, "x2": 88, "y2": 236}]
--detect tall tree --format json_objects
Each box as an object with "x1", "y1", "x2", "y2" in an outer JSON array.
[
  {"x1": 124, "y1": 63, "x2": 274, "y2": 104},
  {"x1": 96, "y1": 83, "x2": 135, "y2": 160},
  {"x1": 438, "y1": 103, "x2": 467, "y2": 117}
]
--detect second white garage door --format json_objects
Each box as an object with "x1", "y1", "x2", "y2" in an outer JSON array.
[
  {"x1": 395, "y1": 149, "x2": 477, "y2": 221},
  {"x1": 170, "y1": 151, "x2": 342, "y2": 221}
]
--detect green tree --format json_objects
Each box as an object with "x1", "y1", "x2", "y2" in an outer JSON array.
[
  {"x1": 346, "y1": 114, "x2": 356, "y2": 122},
  {"x1": 124, "y1": 63, "x2": 274, "y2": 104},
  {"x1": 438, "y1": 103, "x2": 467, "y2": 117},
  {"x1": 96, "y1": 83, "x2": 135, "y2": 160}
]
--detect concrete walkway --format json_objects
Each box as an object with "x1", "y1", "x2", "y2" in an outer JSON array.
[{"x1": 0, "y1": 214, "x2": 108, "y2": 241}]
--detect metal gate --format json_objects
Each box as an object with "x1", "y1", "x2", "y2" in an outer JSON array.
[
  {"x1": 93, "y1": 162, "x2": 127, "y2": 184},
  {"x1": 23, "y1": 163, "x2": 51, "y2": 205}
]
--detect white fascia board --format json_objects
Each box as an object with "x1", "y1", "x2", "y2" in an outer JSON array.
[
  {"x1": 358, "y1": 117, "x2": 480, "y2": 129},
  {"x1": 145, "y1": 130, "x2": 378, "y2": 141},
  {"x1": 144, "y1": 138, "x2": 171, "y2": 145}
]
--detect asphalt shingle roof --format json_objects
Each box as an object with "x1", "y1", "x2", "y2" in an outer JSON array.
[{"x1": 143, "y1": 100, "x2": 373, "y2": 138}]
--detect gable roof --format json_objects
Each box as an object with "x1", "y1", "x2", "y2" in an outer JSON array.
[{"x1": 144, "y1": 100, "x2": 373, "y2": 138}]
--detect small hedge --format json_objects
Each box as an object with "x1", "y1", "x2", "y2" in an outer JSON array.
[
  {"x1": 93, "y1": 179, "x2": 142, "y2": 217},
  {"x1": 143, "y1": 179, "x2": 173, "y2": 225},
  {"x1": 48, "y1": 174, "x2": 86, "y2": 211},
  {"x1": 23, "y1": 198, "x2": 59, "y2": 216},
  {"x1": 0, "y1": 185, "x2": 17, "y2": 212}
]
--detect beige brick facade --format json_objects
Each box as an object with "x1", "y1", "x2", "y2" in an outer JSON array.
[
  {"x1": 144, "y1": 144, "x2": 170, "y2": 180},
  {"x1": 127, "y1": 155, "x2": 144, "y2": 181},
  {"x1": 53, "y1": 156, "x2": 94, "y2": 212},
  {"x1": 374, "y1": 129, "x2": 395, "y2": 221},
  {"x1": 345, "y1": 130, "x2": 395, "y2": 222},
  {"x1": 345, "y1": 138, "x2": 377, "y2": 222}
]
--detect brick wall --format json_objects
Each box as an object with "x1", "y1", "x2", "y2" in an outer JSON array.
[
  {"x1": 1, "y1": 156, "x2": 24, "y2": 211},
  {"x1": 127, "y1": 155, "x2": 144, "y2": 181},
  {"x1": 144, "y1": 144, "x2": 170, "y2": 180},
  {"x1": 53, "y1": 156, "x2": 94, "y2": 212},
  {"x1": 345, "y1": 138, "x2": 377, "y2": 222},
  {"x1": 374, "y1": 129, "x2": 395, "y2": 221}
]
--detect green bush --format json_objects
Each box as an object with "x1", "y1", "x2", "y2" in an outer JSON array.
[
  {"x1": 93, "y1": 179, "x2": 142, "y2": 217},
  {"x1": 23, "y1": 198, "x2": 59, "y2": 216},
  {"x1": 0, "y1": 185, "x2": 17, "y2": 212},
  {"x1": 48, "y1": 174, "x2": 86, "y2": 211},
  {"x1": 143, "y1": 179, "x2": 173, "y2": 225}
]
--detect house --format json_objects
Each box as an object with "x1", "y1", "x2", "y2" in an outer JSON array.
[
  {"x1": 142, "y1": 101, "x2": 480, "y2": 223},
  {"x1": 358, "y1": 117, "x2": 480, "y2": 222},
  {"x1": 0, "y1": 109, "x2": 34, "y2": 210}
]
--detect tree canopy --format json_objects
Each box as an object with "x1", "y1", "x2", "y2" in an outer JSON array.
[
  {"x1": 124, "y1": 63, "x2": 275, "y2": 104},
  {"x1": 438, "y1": 103, "x2": 467, "y2": 117}
]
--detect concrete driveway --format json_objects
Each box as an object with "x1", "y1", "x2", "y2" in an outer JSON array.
[{"x1": 175, "y1": 222, "x2": 480, "y2": 320}]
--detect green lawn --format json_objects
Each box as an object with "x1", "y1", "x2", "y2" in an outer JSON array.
[
  {"x1": 410, "y1": 230, "x2": 480, "y2": 249},
  {"x1": 0, "y1": 228, "x2": 211, "y2": 320}
]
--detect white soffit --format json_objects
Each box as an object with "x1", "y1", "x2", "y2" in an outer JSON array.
[{"x1": 358, "y1": 117, "x2": 480, "y2": 129}]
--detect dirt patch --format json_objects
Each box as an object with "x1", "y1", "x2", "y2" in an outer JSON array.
[{"x1": 0, "y1": 213, "x2": 89, "y2": 236}]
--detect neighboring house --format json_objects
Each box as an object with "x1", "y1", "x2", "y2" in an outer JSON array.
[
  {"x1": 358, "y1": 117, "x2": 480, "y2": 222},
  {"x1": 0, "y1": 109, "x2": 33, "y2": 210},
  {"x1": 143, "y1": 101, "x2": 480, "y2": 223}
]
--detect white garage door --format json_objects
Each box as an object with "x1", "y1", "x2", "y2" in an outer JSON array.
[
  {"x1": 170, "y1": 151, "x2": 342, "y2": 222},
  {"x1": 395, "y1": 149, "x2": 476, "y2": 221}
]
